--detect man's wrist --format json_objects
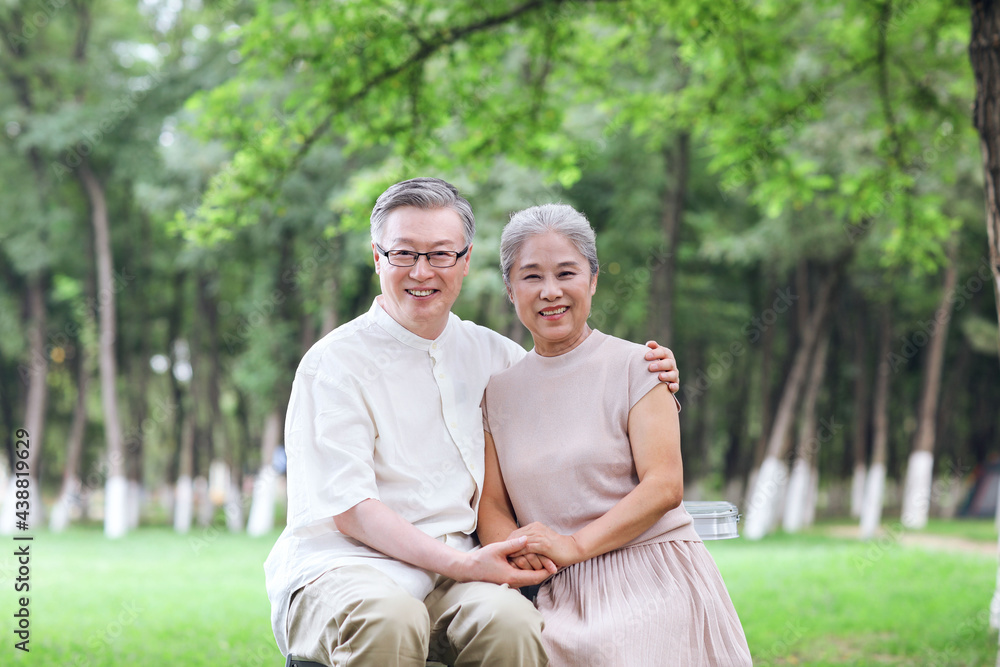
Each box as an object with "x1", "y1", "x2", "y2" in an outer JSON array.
[{"x1": 444, "y1": 549, "x2": 470, "y2": 582}]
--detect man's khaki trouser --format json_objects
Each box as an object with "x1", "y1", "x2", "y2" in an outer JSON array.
[{"x1": 286, "y1": 564, "x2": 547, "y2": 667}]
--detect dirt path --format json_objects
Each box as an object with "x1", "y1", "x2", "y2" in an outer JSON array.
[{"x1": 823, "y1": 524, "x2": 998, "y2": 557}]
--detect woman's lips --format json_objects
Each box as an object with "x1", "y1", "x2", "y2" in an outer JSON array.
[{"x1": 539, "y1": 305, "x2": 568, "y2": 319}]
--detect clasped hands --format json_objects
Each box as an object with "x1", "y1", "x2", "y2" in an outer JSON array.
[
  {"x1": 506, "y1": 522, "x2": 580, "y2": 574},
  {"x1": 464, "y1": 522, "x2": 578, "y2": 588}
]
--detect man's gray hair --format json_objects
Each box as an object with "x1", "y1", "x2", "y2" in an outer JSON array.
[
  {"x1": 500, "y1": 204, "x2": 599, "y2": 288},
  {"x1": 370, "y1": 177, "x2": 476, "y2": 246}
]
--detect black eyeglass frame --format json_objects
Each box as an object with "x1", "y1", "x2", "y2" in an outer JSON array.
[{"x1": 375, "y1": 243, "x2": 470, "y2": 268}]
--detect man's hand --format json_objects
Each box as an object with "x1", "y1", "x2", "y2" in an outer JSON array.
[
  {"x1": 508, "y1": 522, "x2": 585, "y2": 569},
  {"x1": 458, "y1": 536, "x2": 557, "y2": 587},
  {"x1": 645, "y1": 341, "x2": 679, "y2": 393}
]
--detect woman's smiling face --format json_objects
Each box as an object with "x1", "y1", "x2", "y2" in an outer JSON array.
[{"x1": 508, "y1": 231, "x2": 598, "y2": 357}]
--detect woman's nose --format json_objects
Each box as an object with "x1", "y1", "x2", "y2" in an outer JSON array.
[{"x1": 540, "y1": 278, "x2": 561, "y2": 299}]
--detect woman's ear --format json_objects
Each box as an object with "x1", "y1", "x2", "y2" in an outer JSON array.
[{"x1": 590, "y1": 268, "x2": 599, "y2": 295}]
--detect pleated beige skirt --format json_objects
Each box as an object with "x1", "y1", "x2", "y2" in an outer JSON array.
[{"x1": 535, "y1": 540, "x2": 752, "y2": 666}]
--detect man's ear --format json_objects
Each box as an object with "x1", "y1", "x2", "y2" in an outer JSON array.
[
  {"x1": 372, "y1": 242, "x2": 382, "y2": 274},
  {"x1": 461, "y1": 243, "x2": 472, "y2": 277}
]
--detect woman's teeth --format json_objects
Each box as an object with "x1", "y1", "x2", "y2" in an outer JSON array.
[{"x1": 541, "y1": 306, "x2": 567, "y2": 315}]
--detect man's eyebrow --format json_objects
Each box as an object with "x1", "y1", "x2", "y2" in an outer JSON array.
[{"x1": 390, "y1": 238, "x2": 460, "y2": 249}]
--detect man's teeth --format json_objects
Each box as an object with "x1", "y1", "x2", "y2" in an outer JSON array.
[
  {"x1": 542, "y1": 306, "x2": 568, "y2": 315},
  {"x1": 408, "y1": 289, "x2": 434, "y2": 296}
]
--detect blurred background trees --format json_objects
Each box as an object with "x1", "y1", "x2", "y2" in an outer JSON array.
[{"x1": 0, "y1": 0, "x2": 996, "y2": 549}]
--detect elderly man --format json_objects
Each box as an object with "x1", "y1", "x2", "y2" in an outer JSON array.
[{"x1": 265, "y1": 178, "x2": 680, "y2": 667}]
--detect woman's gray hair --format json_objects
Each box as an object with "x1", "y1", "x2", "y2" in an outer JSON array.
[
  {"x1": 370, "y1": 177, "x2": 476, "y2": 246},
  {"x1": 500, "y1": 204, "x2": 599, "y2": 287}
]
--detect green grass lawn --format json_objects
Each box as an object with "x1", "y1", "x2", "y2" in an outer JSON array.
[{"x1": 0, "y1": 523, "x2": 995, "y2": 666}]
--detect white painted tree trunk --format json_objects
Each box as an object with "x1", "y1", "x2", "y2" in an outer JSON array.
[
  {"x1": 901, "y1": 450, "x2": 934, "y2": 529},
  {"x1": 247, "y1": 409, "x2": 282, "y2": 537},
  {"x1": 104, "y1": 475, "x2": 129, "y2": 539},
  {"x1": 126, "y1": 479, "x2": 142, "y2": 529},
  {"x1": 850, "y1": 464, "x2": 867, "y2": 518},
  {"x1": 50, "y1": 477, "x2": 82, "y2": 532},
  {"x1": 745, "y1": 467, "x2": 759, "y2": 509},
  {"x1": 173, "y1": 475, "x2": 193, "y2": 534},
  {"x1": 744, "y1": 456, "x2": 788, "y2": 540},
  {"x1": 225, "y1": 481, "x2": 244, "y2": 533},
  {"x1": 81, "y1": 164, "x2": 128, "y2": 540},
  {"x1": 783, "y1": 458, "x2": 811, "y2": 533},
  {"x1": 860, "y1": 463, "x2": 887, "y2": 540},
  {"x1": 770, "y1": 467, "x2": 790, "y2": 534},
  {"x1": 991, "y1": 473, "x2": 1000, "y2": 631},
  {"x1": 246, "y1": 467, "x2": 277, "y2": 537},
  {"x1": 196, "y1": 476, "x2": 213, "y2": 527},
  {"x1": 804, "y1": 465, "x2": 819, "y2": 527}
]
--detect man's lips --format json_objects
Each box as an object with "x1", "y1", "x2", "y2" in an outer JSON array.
[{"x1": 406, "y1": 288, "x2": 438, "y2": 297}]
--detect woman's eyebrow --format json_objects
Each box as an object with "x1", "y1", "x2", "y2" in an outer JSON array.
[{"x1": 518, "y1": 260, "x2": 581, "y2": 270}]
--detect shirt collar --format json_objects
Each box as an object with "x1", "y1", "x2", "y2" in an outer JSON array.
[{"x1": 369, "y1": 298, "x2": 454, "y2": 351}]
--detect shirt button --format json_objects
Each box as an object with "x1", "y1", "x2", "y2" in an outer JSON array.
[
  {"x1": 450, "y1": 422, "x2": 457, "y2": 428},
  {"x1": 438, "y1": 373, "x2": 445, "y2": 379}
]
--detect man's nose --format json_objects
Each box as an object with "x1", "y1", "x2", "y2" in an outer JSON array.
[{"x1": 409, "y1": 255, "x2": 436, "y2": 279}]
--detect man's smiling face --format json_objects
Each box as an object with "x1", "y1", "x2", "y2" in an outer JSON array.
[{"x1": 373, "y1": 206, "x2": 471, "y2": 340}]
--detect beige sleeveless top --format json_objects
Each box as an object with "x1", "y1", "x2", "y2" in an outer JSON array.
[{"x1": 482, "y1": 330, "x2": 698, "y2": 546}]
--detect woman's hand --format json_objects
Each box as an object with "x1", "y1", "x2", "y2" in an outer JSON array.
[
  {"x1": 510, "y1": 551, "x2": 559, "y2": 573},
  {"x1": 508, "y1": 522, "x2": 585, "y2": 569},
  {"x1": 457, "y1": 536, "x2": 557, "y2": 586}
]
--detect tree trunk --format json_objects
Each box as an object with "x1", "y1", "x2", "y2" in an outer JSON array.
[
  {"x1": 970, "y1": 0, "x2": 1000, "y2": 361},
  {"x1": 173, "y1": 414, "x2": 195, "y2": 534},
  {"x1": 246, "y1": 408, "x2": 282, "y2": 537},
  {"x1": 648, "y1": 132, "x2": 689, "y2": 345},
  {"x1": 125, "y1": 212, "x2": 153, "y2": 530},
  {"x1": 850, "y1": 305, "x2": 871, "y2": 518},
  {"x1": 79, "y1": 162, "x2": 127, "y2": 538},
  {"x1": 744, "y1": 270, "x2": 839, "y2": 540},
  {"x1": 50, "y1": 331, "x2": 91, "y2": 532},
  {"x1": 746, "y1": 272, "x2": 777, "y2": 496},
  {"x1": 860, "y1": 306, "x2": 893, "y2": 540},
  {"x1": 723, "y1": 346, "x2": 751, "y2": 503},
  {"x1": 783, "y1": 328, "x2": 831, "y2": 533},
  {"x1": 320, "y1": 270, "x2": 340, "y2": 337},
  {"x1": 969, "y1": 6, "x2": 1000, "y2": 639},
  {"x1": 901, "y1": 241, "x2": 960, "y2": 528},
  {"x1": 1, "y1": 273, "x2": 48, "y2": 533}
]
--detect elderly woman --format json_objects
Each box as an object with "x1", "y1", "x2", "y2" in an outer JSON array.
[{"x1": 477, "y1": 204, "x2": 752, "y2": 666}]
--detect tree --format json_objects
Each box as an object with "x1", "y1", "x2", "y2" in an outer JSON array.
[
  {"x1": 967, "y1": 0, "x2": 1000, "y2": 640},
  {"x1": 900, "y1": 240, "x2": 960, "y2": 528}
]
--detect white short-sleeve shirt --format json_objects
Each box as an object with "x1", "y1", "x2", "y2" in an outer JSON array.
[{"x1": 264, "y1": 299, "x2": 525, "y2": 655}]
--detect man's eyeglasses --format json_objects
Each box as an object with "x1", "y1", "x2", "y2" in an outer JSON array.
[{"x1": 375, "y1": 244, "x2": 470, "y2": 268}]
